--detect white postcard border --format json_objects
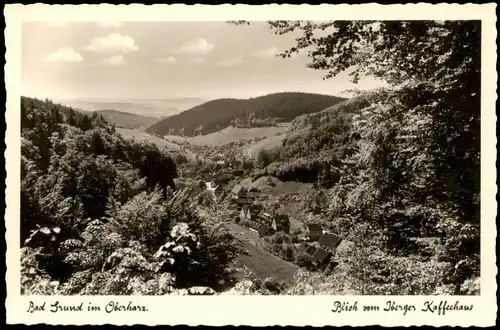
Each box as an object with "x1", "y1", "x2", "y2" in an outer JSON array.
[{"x1": 4, "y1": 3, "x2": 498, "y2": 326}]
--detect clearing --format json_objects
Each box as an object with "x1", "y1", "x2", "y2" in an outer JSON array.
[
  {"x1": 243, "y1": 133, "x2": 287, "y2": 158},
  {"x1": 116, "y1": 127, "x2": 197, "y2": 160},
  {"x1": 164, "y1": 125, "x2": 289, "y2": 147}
]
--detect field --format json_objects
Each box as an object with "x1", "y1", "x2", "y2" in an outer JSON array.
[
  {"x1": 226, "y1": 223, "x2": 300, "y2": 284},
  {"x1": 164, "y1": 125, "x2": 289, "y2": 147},
  {"x1": 116, "y1": 127, "x2": 197, "y2": 160},
  {"x1": 243, "y1": 133, "x2": 287, "y2": 158}
]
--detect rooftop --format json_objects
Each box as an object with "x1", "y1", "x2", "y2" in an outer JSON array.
[{"x1": 318, "y1": 232, "x2": 343, "y2": 250}]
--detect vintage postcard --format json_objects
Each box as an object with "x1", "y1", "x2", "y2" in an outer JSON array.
[{"x1": 4, "y1": 3, "x2": 498, "y2": 327}]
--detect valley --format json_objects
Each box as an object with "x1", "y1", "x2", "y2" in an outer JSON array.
[
  {"x1": 100, "y1": 97, "x2": 397, "y2": 291},
  {"x1": 19, "y1": 20, "x2": 481, "y2": 297}
]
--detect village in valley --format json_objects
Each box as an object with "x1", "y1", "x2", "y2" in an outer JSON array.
[
  {"x1": 229, "y1": 181, "x2": 348, "y2": 269},
  {"x1": 170, "y1": 142, "x2": 354, "y2": 280}
]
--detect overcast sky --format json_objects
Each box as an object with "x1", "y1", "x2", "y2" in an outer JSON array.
[{"x1": 22, "y1": 21, "x2": 384, "y2": 100}]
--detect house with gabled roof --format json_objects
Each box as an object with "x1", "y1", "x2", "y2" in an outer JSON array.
[
  {"x1": 304, "y1": 243, "x2": 318, "y2": 256},
  {"x1": 240, "y1": 205, "x2": 252, "y2": 222},
  {"x1": 301, "y1": 242, "x2": 333, "y2": 267},
  {"x1": 312, "y1": 248, "x2": 332, "y2": 265},
  {"x1": 318, "y1": 232, "x2": 343, "y2": 252},
  {"x1": 306, "y1": 223, "x2": 323, "y2": 241},
  {"x1": 271, "y1": 213, "x2": 291, "y2": 234}
]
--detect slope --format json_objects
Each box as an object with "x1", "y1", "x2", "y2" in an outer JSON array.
[
  {"x1": 279, "y1": 97, "x2": 369, "y2": 161},
  {"x1": 250, "y1": 97, "x2": 370, "y2": 185},
  {"x1": 146, "y1": 92, "x2": 346, "y2": 137},
  {"x1": 116, "y1": 127, "x2": 197, "y2": 161},
  {"x1": 97, "y1": 109, "x2": 159, "y2": 130},
  {"x1": 226, "y1": 223, "x2": 300, "y2": 284}
]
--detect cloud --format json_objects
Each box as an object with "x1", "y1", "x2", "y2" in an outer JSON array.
[
  {"x1": 155, "y1": 56, "x2": 177, "y2": 64},
  {"x1": 253, "y1": 47, "x2": 280, "y2": 59},
  {"x1": 96, "y1": 21, "x2": 122, "y2": 28},
  {"x1": 84, "y1": 33, "x2": 138, "y2": 54},
  {"x1": 103, "y1": 55, "x2": 127, "y2": 66},
  {"x1": 215, "y1": 56, "x2": 248, "y2": 67},
  {"x1": 191, "y1": 57, "x2": 206, "y2": 65},
  {"x1": 176, "y1": 38, "x2": 214, "y2": 55},
  {"x1": 44, "y1": 47, "x2": 84, "y2": 63}
]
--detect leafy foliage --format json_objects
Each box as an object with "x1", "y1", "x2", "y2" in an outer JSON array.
[
  {"x1": 235, "y1": 20, "x2": 481, "y2": 294},
  {"x1": 20, "y1": 97, "x2": 240, "y2": 295}
]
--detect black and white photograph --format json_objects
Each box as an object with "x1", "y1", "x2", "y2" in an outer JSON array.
[{"x1": 5, "y1": 3, "x2": 497, "y2": 327}]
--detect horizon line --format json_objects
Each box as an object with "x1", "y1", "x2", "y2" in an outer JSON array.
[{"x1": 22, "y1": 90, "x2": 349, "y2": 103}]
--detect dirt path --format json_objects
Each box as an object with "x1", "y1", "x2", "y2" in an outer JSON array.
[
  {"x1": 242, "y1": 133, "x2": 287, "y2": 160},
  {"x1": 247, "y1": 146, "x2": 255, "y2": 158}
]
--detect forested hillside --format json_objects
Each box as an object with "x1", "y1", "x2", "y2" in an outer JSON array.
[
  {"x1": 20, "y1": 97, "x2": 240, "y2": 294},
  {"x1": 146, "y1": 92, "x2": 345, "y2": 137},
  {"x1": 96, "y1": 109, "x2": 158, "y2": 130},
  {"x1": 252, "y1": 98, "x2": 366, "y2": 186}
]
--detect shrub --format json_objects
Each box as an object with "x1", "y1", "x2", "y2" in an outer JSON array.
[
  {"x1": 271, "y1": 232, "x2": 291, "y2": 245},
  {"x1": 257, "y1": 147, "x2": 282, "y2": 169},
  {"x1": 106, "y1": 188, "x2": 168, "y2": 250},
  {"x1": 282, "y1": 243, "x2": 296, "y2": 262},
  {"x1": 239, "y1": 220, "x2": 253, "y2": 228},
  {"x1": 263, "y1": 277, "x2": 288, "y2": 294},
  {"x1": 290, "y1": 233, "x2": 300, "y2": 244},
  {"x1": 174, "y1": 153, "x2": 188, "y2": 165},
  {"x1": 270, "y1": 242, "x2": 284, "y2": 256},
  {"x1": 242, "y1": 159, "x2": 255, "y2": 170},
  {"x1": 295, "y1": 251, "x2": 315, "y2": 270}
]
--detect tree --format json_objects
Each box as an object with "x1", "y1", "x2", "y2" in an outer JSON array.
[
  {"x1": 234, "y1": 20, "x2": 481, "y2": 291},
  {"x1": 253, "y1": 21, "x2": 477, "y2": 86},
  {"x1": 67, "y1": 109, "x2": 78, "y2": 127},
  {"x1": 79, "y1": 115, "x2": 93, "y2": 131}
]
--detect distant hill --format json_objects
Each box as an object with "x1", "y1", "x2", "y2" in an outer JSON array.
[
  {"x1": 146, "y1": 92, "x2": 346, "y2": 137},
  {"x1": 52, "y1": 97, "x2": 206, "y2": 119},
  {"x1": 96, "y1": 109, "x2": 158, "y2": 130}
]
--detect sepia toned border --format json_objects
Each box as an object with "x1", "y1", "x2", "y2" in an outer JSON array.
[{"x1": 4, "y1": 3, "x2": 498, "y2": 326}]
